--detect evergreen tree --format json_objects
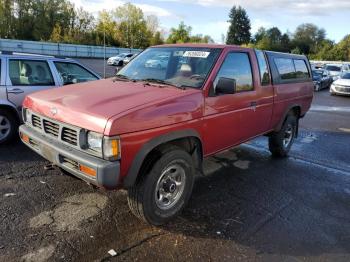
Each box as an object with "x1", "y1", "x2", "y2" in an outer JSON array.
[{"x1": 226, "y1": 6, "x2": 251, "y2": 45}]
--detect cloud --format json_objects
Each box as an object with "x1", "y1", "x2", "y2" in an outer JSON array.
[
  {"x1": 157, "y1": 0, "x2": 350, "y2": 16},
  {"x1": 72, "y1": 0, "x2": 124, "y2": 13},
  {"x1": 72, "y1": 0, "x2": 173, "y2": 17},
  {"x1": 134, "y1": 4, "x2": 172, "y2": 17},
  {"x1": 251, "y1": 19, "x2": 272, "y2": 34}
]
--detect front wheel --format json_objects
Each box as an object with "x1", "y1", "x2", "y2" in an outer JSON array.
[
  {"x1": 269, "y1": 114, "x2": 297, "y2": 157},
  {"x1": 127, "y1": 147, "x2": 195, "y2": 225}
]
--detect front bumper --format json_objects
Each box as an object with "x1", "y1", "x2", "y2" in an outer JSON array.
[
  {"x1": 107, "y1": 60, "x2": 120, "y2": 65},
  {"x1": 19, "y1": 125, "x2": 120, "y2": 189},
  {"x1": 330, "y1": 85, "x2": 350, "y2": 96}
]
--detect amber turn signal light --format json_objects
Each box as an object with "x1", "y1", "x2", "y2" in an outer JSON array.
[
  {"x1": 20, "y1": 133, "x2": 30, "y2": 144},
  {"x1": 79, "y1": 164, "x2": 96, "y2": 177}
]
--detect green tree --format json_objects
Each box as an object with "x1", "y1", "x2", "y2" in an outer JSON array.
[
  {"x1": 50, "y1": 23, "x2": 62, "y2": 42},
  {"x1": 167, "y1": 22, "x2": 192, "y2": 43},
  {"x1": 113, "y1": 3, "x2": 150, "y2": 48},
  {"x1": 335, "y1": 35, "x2": 350, "y2": 61},
  {"x1": 253, "y1": 27, "x2": 266, "y2": 43},
  {"x1": 226, "y1": 6, "x2": 251, "y2": 45},
  {"x1": 0, "y1": 0, "x2": 16, "y2": 38},
  {"x1": 150, "y1": 31, "x2": 164, "y2": 46},
  {"x1": 95, "y1": 10, "x2": 119, "y2": 46},
  {"x1": 292, "y1": 23, "x2": 326, "y2": 55}
]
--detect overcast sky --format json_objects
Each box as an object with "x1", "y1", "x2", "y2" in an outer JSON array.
[{"x1": 73, "y1": 0, "x2": 349, "y2": 43}]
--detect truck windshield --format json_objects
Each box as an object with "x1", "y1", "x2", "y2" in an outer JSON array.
[{"x1": 117, "y1": 47, "x2": 222, "y2": 89}]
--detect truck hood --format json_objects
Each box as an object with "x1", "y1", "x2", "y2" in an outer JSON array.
[{"x1": 23, "y1": 79, "x2": 198, "y2": 133}]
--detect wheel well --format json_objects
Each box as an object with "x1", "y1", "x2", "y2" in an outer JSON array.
[
  {"x1": 289, "y1": 106, "x2": 301, "y2": 118},
  {"x1": 0, "y1": 105, "x2": 20, "y2": 123},
  {"x1": 135, "y1": 137, "x2": 203, "y2": 183}
]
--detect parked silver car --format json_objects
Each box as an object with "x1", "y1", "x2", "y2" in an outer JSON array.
[
  {"x1": 123, "y1": 53, "x2": 139, "y2": 65},
  {"x1": 330, "y1": 72, "x2": 350, "y2": 96},
  {"x1": 324, "y1": 64, "x2": 342, "y2": 81},
  {"x1": 0, "y1": 52, "x2": 101, "y2": 144},
  {"x1": 107, "y1": 53, "x2": 134, "y2": 66}
]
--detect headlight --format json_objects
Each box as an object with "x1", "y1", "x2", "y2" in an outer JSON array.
[
  {"x1": 103, "y1": 137, "x2": 121, "y2": 161},
  {"x1": 23, "y1": 108, "x2": 32, "y2": 125},
  {"x1": 87, "y1": 131, "x2": 103, "y2": 153},
  {"x1": 86, "y1": 132, "x2": 120, "y2": 160}
]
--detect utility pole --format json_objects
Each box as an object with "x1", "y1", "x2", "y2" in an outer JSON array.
[{"x1": 103, "y1": 24, "x2": 106, "y2": 79}]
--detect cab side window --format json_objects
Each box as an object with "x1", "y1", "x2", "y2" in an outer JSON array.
[
  {"x1": 255, "y1": 50, "x2": 270, "y2": 85},
  {"x1": 294, "y1": 59, "x2": 310, "y2": 79},
  {"x1": 274, "y1": 58, "x2": 295, "y2": 80},
  {"x1": 54, "y1": 62, "x2": 98, "y2": 85},
  {"x1": 9, "y1": 60, "x2": 55, "y2": 86},
  {"x1": 214, "y1": 52, "x2": 253, "y2": 93}
]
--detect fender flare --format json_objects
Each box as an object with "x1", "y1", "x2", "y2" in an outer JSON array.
[
  {"x1": 274, "y1": 104, "x2": 301, "y2": 132},
  {"x1": 123, "y1": 129, "x2": 203, "y2": 187},
  {"x1": 0, "y1": 100, "x2": 21, "y2": 120}
]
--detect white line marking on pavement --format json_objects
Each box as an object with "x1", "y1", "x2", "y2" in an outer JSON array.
[
  {"x1": 339, "y1": 128, "x2": 350, "y2": 133},
  {"x1": 242, "y1": 143, "x2": 350, "y2": 177},
  {"x1": 310, "y1": 105, "x2": 350, "y2": 113}
]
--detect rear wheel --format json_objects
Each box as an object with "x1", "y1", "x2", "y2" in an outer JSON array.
[
  {"x1": 0, "y1": 109, "x2": 18, "y2": 144},
  {"x1": 127, "y1": 147, "x2": 195, "y2": 225},
  {"x1": 269, "y1": 114, "x2": 297, "y2": 157}
]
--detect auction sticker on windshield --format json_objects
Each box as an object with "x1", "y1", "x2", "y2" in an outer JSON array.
[{"x1": 183, "y1": 51, "x2": 210, "y2": 58}]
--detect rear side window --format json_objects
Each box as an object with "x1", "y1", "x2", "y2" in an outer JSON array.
[
  {"x1": 214, "y1": 52, "x2": 253, "y2": 93},
  {"x1": 294, "y1": 59, "x2": 309, "y2": 79},
  {"x1": 9, "y1": 60, "x2": 55, "y2": 86},
  {"x1": 255, "y1": 50, "x2": 270, "y2": 85},
  {"x1": 54, "y1": 62, "x2": 98, "y2": 85},
  {"x1": 274, "y1": 58, "x2": 296, "y2": 80}
]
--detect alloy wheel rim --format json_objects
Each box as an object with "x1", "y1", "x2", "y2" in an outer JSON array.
[
  {"x1": 283, "y1": 124, "x2": 293, "y2": 148},
  {"x1": 155, "y1": 162, "x2": 186, "y2": 210},
  {"x1": 0, "y1": 115, "x2": 11, "y2": 141}
]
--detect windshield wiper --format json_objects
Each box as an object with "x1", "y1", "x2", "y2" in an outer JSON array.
[
  {"x1": 113, "y1": 74, "x2": 135, "y2": 82},
  {"x1": 140, "y1": 78, "x2": 186, "y2": 90}
]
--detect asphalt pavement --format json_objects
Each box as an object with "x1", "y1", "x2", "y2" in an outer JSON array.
[{"x1": 0, "y1": 89, "x2": 350, "y2": 262}]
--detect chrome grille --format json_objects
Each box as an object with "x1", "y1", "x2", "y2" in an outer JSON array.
[
  {"x1": 62, "y1": 127, "x2": 78, "y2": 146},
  {"x1": 335, "y1": 86, "x2": 350, "y2": 93},
  {"x1": 32, "y1": 115, "x2": 42, "y2": 129},
  {"x1": 29, "y1": 112, "x2": 84, "y2": 152},
  {"x1": 43, "y1": 119, "x2": 59, "y2": 137}
]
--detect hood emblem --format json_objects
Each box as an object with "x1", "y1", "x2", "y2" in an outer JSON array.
[{"x1": 50, "y1": 107, "x2": 58, "y2": 116}]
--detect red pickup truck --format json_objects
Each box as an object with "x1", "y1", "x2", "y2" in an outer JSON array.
[{"x1": 19, "y1": 44, "x2": 313, "y2": 225}]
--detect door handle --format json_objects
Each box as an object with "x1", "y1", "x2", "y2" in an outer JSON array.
[
  {"x1": 7, "y1": 88, "x2": 24, "y2": 94},
  {"x1": 250, "y1": 101, "x2": 257, "y2": 111}
]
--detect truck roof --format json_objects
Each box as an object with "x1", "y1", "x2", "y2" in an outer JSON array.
[{"x1": 153, "y1": 43, "x2": 243, "y2": 49}]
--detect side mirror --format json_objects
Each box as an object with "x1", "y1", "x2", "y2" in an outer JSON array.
[{"x1": 216, "y1": 77, "x2": 236, "y2": 95}]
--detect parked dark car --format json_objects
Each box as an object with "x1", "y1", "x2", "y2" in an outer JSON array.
[{"x1": 312, "y1": 69, "x2": 332, "y2": 91}]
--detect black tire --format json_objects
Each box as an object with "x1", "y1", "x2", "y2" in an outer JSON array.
[
  {"x1": 127, "y1": 147, "x2": 195, "y2": 225},
  {"x1": 118, "y1": 61, "x2": 123, "y2": 67},
  {"x1": 0, "y1": 109, "x2": 18, "y2": 145},
  {"x1": 269, "y1": 114, "x2": 297, "y2": 157}
]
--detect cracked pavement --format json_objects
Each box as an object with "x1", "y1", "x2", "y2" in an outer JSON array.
[{"x1": 1, "y1": 89, "x2": 350, "y2": 261}]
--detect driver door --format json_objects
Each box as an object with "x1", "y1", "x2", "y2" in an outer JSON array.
[
  {"x1": 53, "y1": 61, "x2": 99, "y2": 85},
  {"x1": 6, "y1": 59, "x2": 57, "y2": 111}
]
